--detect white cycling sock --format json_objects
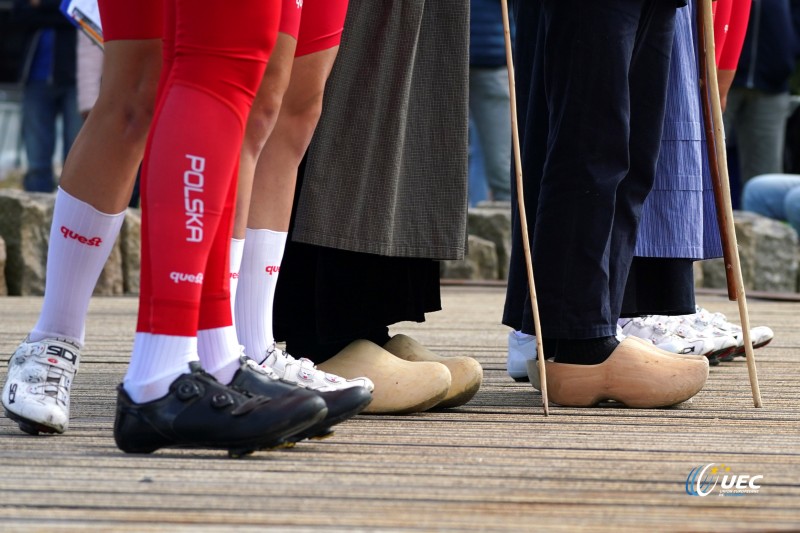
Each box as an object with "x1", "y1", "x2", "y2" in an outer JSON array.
[
  {"x1": 124, "y1": 333, "x2": 198, "y2": 403},
  {"x1": 197, "y1": 325, "x2": 242, "y2": 385},
  {"x1": 31, "y1": 187, "x2": 126, "y2": 346},
  {"x1": 235, "y1": 228, "x2": 287, "y2": 362},
  {"x1": 228, "y1": 237, "x2": 244, "y2": 327}
]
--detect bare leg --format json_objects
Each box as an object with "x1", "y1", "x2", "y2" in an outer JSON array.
[
  {"x1": 234, "y1": 33, "x2": 297, "y2": 239},
  {"x1": 247, "y1": 46, "x2": 338, "y2": 232},
  {"x1": 59, "y1": 39, "x2": 162, "y2": 213},
  {"x1": 234, "y1": 46, "x2": 345, "y2": 377}
]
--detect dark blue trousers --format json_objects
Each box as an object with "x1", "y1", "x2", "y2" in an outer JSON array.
[{"x1": 503, "y1": 0, "x2": 678, "y2": 339}]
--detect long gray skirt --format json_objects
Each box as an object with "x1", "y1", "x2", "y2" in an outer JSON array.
[
  {"x1": 290, "y1": 0, "x2": 470, "y2": 261},
  {"x1": 274, "y1": 0, "x2": 470, "y2": 361}
]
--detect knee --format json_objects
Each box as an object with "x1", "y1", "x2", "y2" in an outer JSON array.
[
  {"x1": 92, "y1": 78, "x2": 159, "y2": 150},
  {"x1": 743, "y1": 174, "x2": 796, "y2": 213},
  {"x1": 784, "y1": 188, "x2": 800, "y2": 234},
  {"x1": 122, "y1": 84, "x2": 158, "y2": 143},
  {"x1": 280, "y1": 92, "x2": 325, "y2": 156},
  {"x1": 242, "y1": 90, "x2": 283, "y2": 158},
  {"x1": 741, "y1": 176, "x2": 770, "y2": 212},
  {"x1": 741, "y1": 180, "x2": 757, "y2": 211}
]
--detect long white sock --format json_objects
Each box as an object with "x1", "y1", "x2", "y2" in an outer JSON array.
[
  {"x1": 197, "y1": 325, "x2": 242, "y2": 385},
  {"x1": 123, "y1": 333, "x2": 198, "y2": 403},
  {"x1": 31, "y1": 187, "x2": 126, "y2": 345},
  {"x1": 228, "y1": 237, "x2": 245, "y2": 327},
  {"x1": 235, "y1": 228, "x2": 287, "y2": 362}
]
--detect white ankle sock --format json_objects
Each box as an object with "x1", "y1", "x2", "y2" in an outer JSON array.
[
  {"x1": 30, "y1": 187, "x2": 126, "y2": 345},
  {"x1": 235, "y1": 228, "x2": 287, "y2": 362},
  {"x1": 229, "y1": 238, "x2": 245, "y2": 327},
  {"x1": 197, "y1": 326, "x2": 242, "y2": 385},
  {"x1": 124, "y1": 333, "x2": 198, "y2": 403}
]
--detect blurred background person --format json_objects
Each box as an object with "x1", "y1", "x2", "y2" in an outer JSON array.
[
  {"x1": 468, "y1": 0, "x2": 512, "y2": 206},
  {"x1": 723, "y1": 0, "x2": 800, "y2": 207},
  {"x1": 14, "y1": 0, "x2": 80, "y2": 193},
  {"x1": 75, "y1": 29, "x2": 142, "y2": 207},
  {"x1": 75, "y1": 32, "x2": 102, "y2": 121},
  {"x1": 742, "y1": 173, "x2": 800, "y2": 235}
]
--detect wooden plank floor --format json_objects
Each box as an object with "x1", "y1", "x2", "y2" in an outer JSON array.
[{"x1": 1, "y1": 288, "x2": 799, "y2": 531}]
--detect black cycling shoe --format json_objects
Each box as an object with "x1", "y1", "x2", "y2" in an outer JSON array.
[
  {"x1": 290, "y1": 386, "x2": 373, "y2": 442},
  {"x1": 114, "y1": 362, "x2": 327, "y2": 457},
  {"x1": 231, "y1": 357, "x2": 372, "y2": 442}
]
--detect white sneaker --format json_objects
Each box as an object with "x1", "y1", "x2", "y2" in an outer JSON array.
[
  {"x1": 260, "y1": 344, "x2": 374, "y2": 392},
  {"x1": 672, "y1": 309, "x2": 740, "y2": 359},
  {"x1": 507, "y1": 331, "x2": 537, "y2": 381},
  {"x1": 618, "y1": 317, "x2": 715, "y2": 357},
  {"x1": 695, "y1": 307, "x2": 774, "y2": 358},
  {"x1": 2, "y1": 337, "x2": 80, "y2": 434}
]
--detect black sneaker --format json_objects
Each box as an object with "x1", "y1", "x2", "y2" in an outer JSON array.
[
  {"x1": 114, "y1": 362, "x2": 327, "y2": 457},
  {"x1": 291, "y1": 387, "x2": 372, "y2": 441},
  {"x1": 230, "y1": 358, "x2": 372, "y2": 442}
]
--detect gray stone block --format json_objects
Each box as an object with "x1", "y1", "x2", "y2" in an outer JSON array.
[
  {"x1": 0, "y1": 190, "x2": 54, "y2": 295},
  {"x1": 468, "y1": 202, "x2": 512, "y2": 279},
  {"x1": 702, "y1": 211, "x2": 800, "y2": 293},
  {"x1": 0, "y1": 189, "x2": 126, "y2": 296},
  {"x1": 120, "y1": 208, "x2": 141, "y2": 294},
  {"x1": 441, "y1": 234, "x2": 498, "y2": 280},
  {"x1": 692, "y1": 261, "x2": 704, "y2": 289},
  {"x1": 701, "y1": 257, "x2": 732, "y2": 292}
]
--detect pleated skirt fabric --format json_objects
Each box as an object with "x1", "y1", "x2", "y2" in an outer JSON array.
[
  {"x1": 273, "y1": 0, "x2": 468, "y2": 360},
  {"x1": 634, "y1": 0, "x2": 723, "y2": 261}
]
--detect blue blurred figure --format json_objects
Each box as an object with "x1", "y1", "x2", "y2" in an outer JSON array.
[
  {"x1": 723, "y1": 0, "x2": 800, "y2": 203},
  {"x1": 14, "y1": 0, "x2": 80, "y2": 192},
  {"x1": 469, "y1": 0, "x2": 513, "y2": 205},
  {"x1": 743, "y1": 173, "x2": 800, "y2": 235}
]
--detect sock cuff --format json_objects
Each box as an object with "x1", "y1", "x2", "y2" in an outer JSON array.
[
  {"x1": 28, "y1": 329, "x2": 83, "y2": 348},
  {"x1": 124, "y1": 332, "x2": 199, "y2": 403},
  {"x1": 58, "y1": 186, "x2": 127, "y2": 218},
  {"x1": 197, "y1": 326, "x2": 241, "y2": 356},
  {"x1": 197, "y1": 326, "x2": 242, "y2": 383},
  {"x1": 230, "y1": 238, "x2": 245, "y2": 272},
  {"x1": 244, "y1": 227, "x2": 288, "y2": 244}
]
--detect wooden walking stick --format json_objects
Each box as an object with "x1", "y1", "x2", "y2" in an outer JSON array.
[
  {"x1": 697, "y1": 0, "x2": 737, "y2": 301},
  {"x1": 697, "y1": 0, "x2": 763, "y2": 407},
  {"x1": 500, "y1": 0, "x2": 549, "y2": 415}
]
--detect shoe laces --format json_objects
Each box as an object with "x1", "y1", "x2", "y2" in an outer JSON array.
[
  {"x1": 238, "y1": 346, "x2": 281, "y2": 381},
  {"x1": 264, "y1": 344, "x2": 322, "y2": 376},
  {"x1": 686, "y1": 309, "x2": 712, "y2": 330},
  {"x1": 627, "y1": 316, "x2": 657, "y2": 331},
  {"x1": 645, "y1": 316, "x2": 695, "y2": 344},
  {"x1": 230, "y1": 394, "x2": 273, "y2": 415},
  {"x1": 711, "y1": 313, "x2": 739, "y2": 332},
  {"x1": 642, "y1": 316, "x2": 670, "y2": 340},
  {"x1": 15, "y1": 340, "x2": 77, "y2": 404},
  {"x1": 187, "y1": 363, "x2": 267, "y2": 406},
  {"x1": 620, "y1": 317, "x2": 666, "y2": 343},
  {"x1": 695, "y1": 306, "x2": 731, "y2": 329},
  {"x1": 670, "y1": 322, "x2": 698, "y2": 340},
  {"x1": 243, "y1": 356, "x2": 282, "y2": 381}
]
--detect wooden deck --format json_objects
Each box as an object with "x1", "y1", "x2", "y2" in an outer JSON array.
[{"x1": 1, "y1": 288, "x2": 799, "y2": 531}]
